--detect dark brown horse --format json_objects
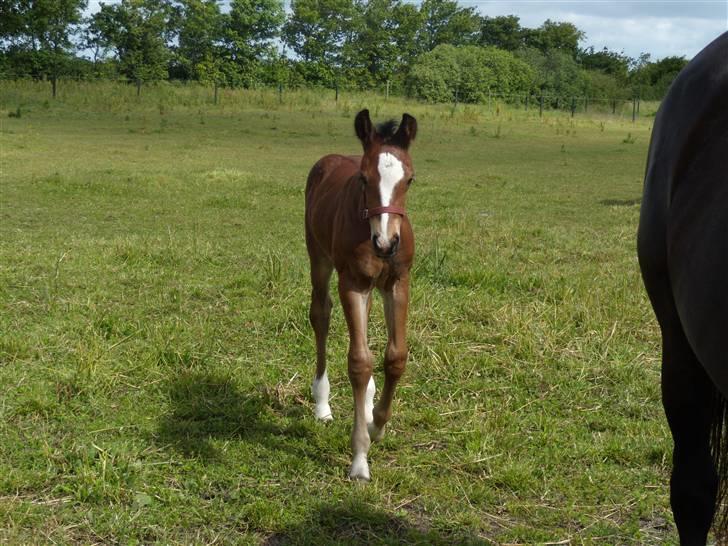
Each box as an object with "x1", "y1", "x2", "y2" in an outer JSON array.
[
  {"x1": 304, "y1": 109, "x2": 417, "y2": 480},
  {"x1": 638, "y1": 31, "x2": 728, "y2": 545}
]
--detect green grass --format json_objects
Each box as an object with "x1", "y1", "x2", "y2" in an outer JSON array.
[{"x1": 0, "y1": 80, "x2": 673, "y2": 544}]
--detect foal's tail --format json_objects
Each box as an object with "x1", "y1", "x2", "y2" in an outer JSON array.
[{"x1": 711, "y1": 386, "x2": 728, "y2": 539}]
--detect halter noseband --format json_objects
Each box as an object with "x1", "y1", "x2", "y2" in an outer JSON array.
[{"x1": 362, "y1": 206, "x2": 407, "y2": 220}]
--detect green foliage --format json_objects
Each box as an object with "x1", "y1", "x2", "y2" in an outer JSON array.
[
  {"x1": 584, "y1": 69, "x2": 626, "y2": 101},
  {"x1": 341, "y1": 0, "x2": 418, "y2": 89},
  {"x1": 174, "y1": 0, "x2": 226, "y2": 83},
  {"x1": 579, "y1": 46, "x2": 631, "y2": 84},
  {"x1": 479, "y1": 15, "x2": 524, "y2": 51},
  {"x1": 417, "y1": 0, "x2": 480, "y2": 51},
  {"x1": 516, "y1": 47, "x2": 586, "y2": 100},
  {"x1": 88, "y1": 0, "x2": 173, "y2": 85},
  {"x1": 407, "y1": 44, "x2": 535, "y2": 103},
  {"x1": 0, "y1": 0, "x2": 689, "y2": 101},
  {"x1": 630, "y1": 55, "x2": 689, "y2": 99},
  {"x1": 525, "y1": 19, "x2": 585, "y2": 58},
  {"x1": 283, "y1": 0, "x2": 356, "y2": 80},
  {"x1": 0, "y1": 0, "x2": 86, "y2": 87}
]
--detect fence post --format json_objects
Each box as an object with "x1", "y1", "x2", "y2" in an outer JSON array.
[
  {"x1": 335, "y1": 81, "x2": 339, "y2": 103},
  {"x1": 570, "y1": 97, "x2": 576, "y2": 117},
  {"x1": 539, "y1": 95, "x2": 543, "y2": 117},
  {"x1": 214, "y1": 82, "x2": 218, "y2": 105},
  {"x1": 385, "y1": 79, "x2": 390, "y2": 101},
  {"x1": 637, "y1": 95, "x2": 641, "y2": 115},
  {"x1": 612, "y1": 99, "x2": 616, "y2": 115},
  {"x1": 632, "y1": 96, "x2": 637, "y2": 122},
  {"x1": 278, "y1": 83, "x2": 283, "y2": 104}
]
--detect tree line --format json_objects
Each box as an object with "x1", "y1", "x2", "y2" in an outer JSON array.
[{"x1": 0, "y1": 0, "x2": 689, "y2": 103}]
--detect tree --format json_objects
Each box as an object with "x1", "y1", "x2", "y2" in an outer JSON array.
[
  {"x1": 479, "y1": 15, "x2": 524, "y2": 51},
  {"x1": 0, "y1": 0, "x2": 28, "y2": 45},
  {"x1": 407, "y1": 44, "x2": 534, "y2": 103},
  {"x1": 222, "y1": 0, "x2": 284, "y2": 87},
  {"x1": 174, "y1": 0, "x2": 226, "y2": 84},
  {"x1": 0, "y1": 0, "x2": 86, "y2": 94},
  {"x1": 89, "y1": 0, "x2": 173, "y2": 94},
  {"x1": 578, "y1": 46, "x2": 630, "y2": 84},
  {"x1": 517, "y1": 47, "x2": 586, "y2": 100},
  {"x1": 629, "y1": 54, "x2": 688, "y2": 99},
  {"x1": 282, "y1": 0, "x2": 357, "y2": 86},
  {"x1": 342, "y1": 0, "x2": 418, "y2": 89},
  {"x1": 526, "y1": 19, "x2": 584, "y2": 58},
  {"x1": 417, "y1": 0, "x2": 479, "y2": 52}
]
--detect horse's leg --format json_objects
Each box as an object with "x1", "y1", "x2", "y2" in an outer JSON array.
[
  {"x1": 662, "y1": 318, "x2": 718, "y2": 544},
  {"x1": 338, "y1": 276, "x2": 374, "y2": 480},
  {"x1": 309, "y1": 256, "x2": 334, "y2": 421},
  {"x1": 369, "y1": 278, "x2": 409, "y2": 443},
  {"x1": 364, "y1": 291, "x2": 375, "y2": 426}
]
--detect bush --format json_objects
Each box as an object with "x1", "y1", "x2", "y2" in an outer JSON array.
[{"x1": 407, "y1": 44, "x2": 535, "y2": 103}]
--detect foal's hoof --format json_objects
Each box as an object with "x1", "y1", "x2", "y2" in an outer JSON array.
[
  {"x1": 348, "y1": 455, "x2": 370, "y2": 481},
  {"x1": 314, "y1": 404, "x2": 333, "y2": 421},
  {"x1": 368, "y1": 422, "x2": 385, "y2": 442}
]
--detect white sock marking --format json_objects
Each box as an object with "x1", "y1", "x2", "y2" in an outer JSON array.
[
  {"x1": 312, "y1": 372, "x2": 332, "y2": 421},
  {"x1": 349, "y1": 453, "x2": 370, "y2": 481},
  {"x1": 365, "y1": 376, "x2": 375, "y2": 424}
]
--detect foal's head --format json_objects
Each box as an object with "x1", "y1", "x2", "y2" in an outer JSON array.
[{"x1": 354, "y1": 109, "x2": 417, "y2": 258}]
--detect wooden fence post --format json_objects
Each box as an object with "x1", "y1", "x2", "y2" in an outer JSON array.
[{"x1": 632, "y1": 96, "x2": 637, "y2": 122}]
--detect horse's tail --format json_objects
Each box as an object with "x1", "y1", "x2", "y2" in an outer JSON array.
[{"x1": 711, "y1": 386, "x2": 728, "y2": 539}]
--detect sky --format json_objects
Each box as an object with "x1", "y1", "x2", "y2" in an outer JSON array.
[
  {"x1": 85, "y1": 0, "x2": 728, "y2": 61},
  {"x1": 462, "y1": 1, "x2": 728, "y2": 59}
]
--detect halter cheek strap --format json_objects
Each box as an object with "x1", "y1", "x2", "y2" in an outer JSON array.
[{"x1": 362, "y1": 206, "x2": 407, "y2": 220}]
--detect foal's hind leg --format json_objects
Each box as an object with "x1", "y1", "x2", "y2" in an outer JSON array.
[
  {"x1": 309, "y1": 257, "x2": 334, "y2": 421},
  {"x1": 369, "y1": 278, "x2": 409, "y2": 443},
  {"x1": 661, "y1": 319, "x2": 718, "y2": 545}
]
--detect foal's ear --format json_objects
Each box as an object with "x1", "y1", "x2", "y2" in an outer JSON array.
[
  {"x1": 392, "y1": 113, "x2": 417, "y2": 149},
  {"x1": 354, "y1": 109, "x2": 375, "y2": 148}
]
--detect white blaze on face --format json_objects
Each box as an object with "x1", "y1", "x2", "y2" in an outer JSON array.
[{"x1": 376, "y1": 152, "x2": 405, "y2": 240}]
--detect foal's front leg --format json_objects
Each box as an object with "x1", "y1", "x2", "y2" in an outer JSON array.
[
  {"x1": 339, "y1": 277, "x2": 375, "y2": 480},
  {"x1": 370, "y1": 277, "x2": 409, "y2": 442}
]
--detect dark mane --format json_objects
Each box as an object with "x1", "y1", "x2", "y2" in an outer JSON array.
[{"x1": 376, "y1": 119, "x2": 399, "y2": 143}]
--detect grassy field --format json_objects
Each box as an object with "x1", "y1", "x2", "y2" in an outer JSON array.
[{"x1": 0, "y1": 80, "x2": 674, "y2": 544}]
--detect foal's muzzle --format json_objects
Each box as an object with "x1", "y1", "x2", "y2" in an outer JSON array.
[{"x1": 372, "y1": 233, "x2": 400, "y2": 258}]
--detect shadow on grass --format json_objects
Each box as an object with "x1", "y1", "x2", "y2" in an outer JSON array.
[
  {"x1": 599, "y1": 198, "x2": 641, "y2": 207},
  {"x1": 155, "y1": 369, "x2": 316, "y2": 461},
  {"x1": 263, "y1": 500, "x2": 489, "y2": 546}
]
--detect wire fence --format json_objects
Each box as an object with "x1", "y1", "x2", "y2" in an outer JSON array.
[{"x1": 467, "y1": 91, "x2": 647, "y2": 121}]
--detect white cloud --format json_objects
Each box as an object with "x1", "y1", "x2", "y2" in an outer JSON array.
[{"x1": 467, "y1": 0, "x2": 728, "y2": 59}]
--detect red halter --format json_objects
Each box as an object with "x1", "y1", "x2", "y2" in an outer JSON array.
[{"x1": 362, "y1": 205, "x2": 406, "y2": 220}]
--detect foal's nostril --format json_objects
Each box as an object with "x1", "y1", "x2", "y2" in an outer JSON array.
[{"x1": 372, "y1": 234, "x2": 381, "y2": 250}]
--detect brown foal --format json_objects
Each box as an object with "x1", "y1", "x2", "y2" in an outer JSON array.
[{"x1": 304, "y1": 109, "x2": 417, "y2": 480}]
